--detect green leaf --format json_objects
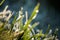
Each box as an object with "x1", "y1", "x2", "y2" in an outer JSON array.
[
  {"x1": 23, "y1": 3, "x2": 40, "y2": 31},
  {"x1": 45, "y1": 24, "x2": 51, "y2": 36},
  {"x1": 0, "y1": 0, "x2": 5, "y2": 6}
]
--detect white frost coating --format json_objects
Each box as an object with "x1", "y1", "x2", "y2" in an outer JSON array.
[
  {"x1": 32, "y1": 14, "x2": 37, "y2": 19},
  {"x1": 3, "y1": 5, "x2": 8, "y2": 12},
  {"x1": 21, "y1": 7, "x2": 23, "y2": 11},
  {"x1": 13, "y1": 22, "x2": 20, "y2": 32},
  {"x1": 0, "y1": 5, "x2": 12, "y2": 21},
  {"x1": 48, "y1": 29, "x2": 52, "y2": 35},
  {"x1": 16, "y1": 14, "x2": 22, "y2": 21},
  {"x1": 32, "y1": 10, "x2": 39, "y2": 20},
  {"x1": 25, "y1": 11, "x2": 28, "y2": 24},
  {"x1": 16, "y1": 11, "x2": 23, "y2": 21},
  {"x1": 5, "y1": 10, "x2": 12, "y2": 21},
  {"x1": 19, "y1": 11, "x2": 21, "y2": 14},
  {"x1": 28, "y1": 24, "x2": 32, "y2": 27},
  {"x1": 0, "y1": 5, "x2": 9, "y2": 18},
  {"x1": 31, "y1": 38, "x2": 34, "y2": 40},
  {"x1": 36, "y1": 29, "x2": 40, "y2": 33},
  {"x1": 44, "y1": 38, "x2": 48, "y2": 40},
  {"x1": 56, "y1": 38, "x2": 59, "y2": 40},
  {"x1": 25, "y1": 11, "x2": 28, "y2": 22},
  {"x1": 36, "y1": 10, "x2": 39, "y2": 13}
]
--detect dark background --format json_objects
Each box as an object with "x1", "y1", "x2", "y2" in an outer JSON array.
[{"x1": 0, "y1": 0, "x2": 60, "y2": 39}]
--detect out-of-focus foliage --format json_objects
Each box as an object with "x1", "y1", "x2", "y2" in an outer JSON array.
[
  {"x1": 0, "y1": 3, "x2": 59, "y2": 40},
  {"x1": 0, "y1": 0, "x2": 5, "y2": 6}
]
